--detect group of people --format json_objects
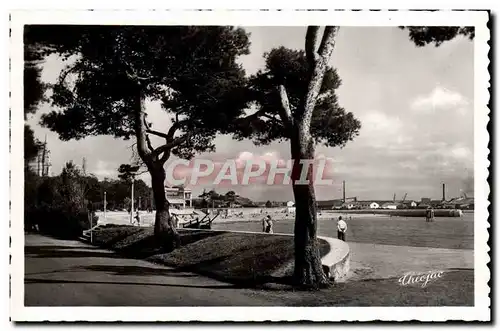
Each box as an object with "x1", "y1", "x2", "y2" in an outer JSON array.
[
  {"x1": 260, "y1": 214, "x2": 349, "y2": 241},
  {"x1": 425, "y1": 207, "x2": 435, "y2": 222},
  {"x1": 240, "y1": 208, "x2": 439, "y2": 241}
]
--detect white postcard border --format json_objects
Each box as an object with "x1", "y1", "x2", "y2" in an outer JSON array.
[{"x1": 10, "y1": 9, "x2": 490, "y2": 322}]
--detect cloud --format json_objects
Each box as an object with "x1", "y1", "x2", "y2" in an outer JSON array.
[
  {"x1": 90, "y1": 160, "x2": 117, "y2": 179},
  {"x1": 449, "y1": 146, "x2": 472, "y2": 159},
  {"x1": 411, "y1": 86, "x2": 470, "y2": 113},
  {"x1": 361, "y1": 111, "x2": 403, "y2": 134},
  {"x1": 354, "y1": 110, "x2": 407, "y2": 148}
]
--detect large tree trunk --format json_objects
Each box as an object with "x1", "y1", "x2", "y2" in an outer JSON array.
[
  {"x1": 290, "y1": 132, "x2": 329, "y2": 288},
  {"x1": 133, "y1": 84, "x2": 180, "y2": 251},
  {"x1": 150, "y1": 163, "x2": 180, "y2": 251}
]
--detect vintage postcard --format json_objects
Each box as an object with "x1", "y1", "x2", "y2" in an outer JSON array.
[{"x1": 10, "y1": 10, "x2": 490, "y2": 322}]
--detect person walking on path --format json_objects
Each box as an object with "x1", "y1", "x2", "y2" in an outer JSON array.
[
  {"x1": 262, "y1": 215, "x2": 274, "y2": 234},
  {"x1": 134, "y1": 210, "x2": 141, "y2": 226},
  {"x1": 337, "y1": 216, "x2": 347, "y2": 241}
]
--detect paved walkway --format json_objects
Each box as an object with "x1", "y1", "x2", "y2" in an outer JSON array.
[
  {"x1": 348, "y1": 242, "x2": 473, "y2": 281},
  {"x1": 24, "y1": 234, "x2": 283, "y2": 306}
]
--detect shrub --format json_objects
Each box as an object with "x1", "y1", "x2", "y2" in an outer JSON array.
[{"x1": 25, "y1": 161, "x2": 98, "y2": 239}]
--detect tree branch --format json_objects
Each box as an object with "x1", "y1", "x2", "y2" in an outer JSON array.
[
  {"x1": 58, "y1": 60, "x2": 93, "y2": 83},
  {"x1": 133, "y1": 88, "x2": 154, "y2": 168},
  {"x1": 123, "y1": 60, "x2": 150, "y2": 82},
  {"x1": 277, "y1": 85, "x2": 293, "y2": 128},
  {"x1": 159, "y1": 149, "x2": 171, "y2": 164},
  {"x1": 167, "y1": 120, "x2": 188, "y2": 141},
  {"x1": 305, "y1": 26, "x2": 320, "y2": 66},
  {"x1": 153, "y1": 129, "x2": 197, "y2": 162},
  {"x1": 146, "y1": 129, "x2": 169, "y2": 140},
  {"x1": 318, "y1": 26, "x2": 338, "y2": 59},
  {"x1": 301, "y1": 27, "x2": 339, "y2": 135},
  {"x1": 145, "y1": 133, "x2": 155, "y2": 154}
]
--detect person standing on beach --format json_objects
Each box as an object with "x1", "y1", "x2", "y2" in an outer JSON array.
[
  {"x1": 425, "y1": 207, "x2": 435, "y2": 222},
  {"x1": 337, "y1": 216, "x2": 347, "y2": 241},
  {"x1": 262, "y1": 215, "x2": 274, "y2": 234}
]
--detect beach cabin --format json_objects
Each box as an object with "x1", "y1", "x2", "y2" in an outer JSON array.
[
  {"x1": 286, "y1": 201, "x2": 296, "y2": 214},
  {"x1": 369, "y1": 202, "x2": 380, "y2": 209}
]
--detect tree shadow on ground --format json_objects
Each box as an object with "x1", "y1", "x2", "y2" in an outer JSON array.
[
  {"x1": 159, "y1": 254, "x2": 295, "y2": 289},
  {"x1": 178, "y1": 230, "x2": 222, "y2": 246},
  {"x1": 116, "y1": 231, "x2": 225, "y2": 259},
  {"x1": 24, "y1": 277, "x2": 241, "y2": 289},
  {"x1": 24, "y1": 245, "x2": 118, "y2": 259},
  {"x1": 83, "y1": 264, "x2": 198, "y2": 277},
  {"x1": 95, "y1": 228, "x2": 145, "y2": 249}
]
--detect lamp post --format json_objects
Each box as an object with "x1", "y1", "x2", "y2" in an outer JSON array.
[
  {"x1": 130, "y1": 178, "x2": 135, "y2": 224},
  {"x1": 104, "y1": 191, "x2": 107, "y2": 222}
]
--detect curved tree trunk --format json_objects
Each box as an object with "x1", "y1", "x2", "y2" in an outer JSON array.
[
  {"x1": 290, "y1": 131, "x2": 329, "y2": 288},
  {"x1": 150, "y1": 163, "x2": 180, "y2": 251},
  {"x1": 133, "y1": 85, "x2": 180, "y2": 251}
]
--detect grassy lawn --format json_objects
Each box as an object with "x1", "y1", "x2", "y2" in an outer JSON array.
[
  {"x1": 263, "y1": 269, "x2": 474, "y2": 306},
  {"x1": 91, "y1": 225, "x2": 329, "y2": 286},
  {"x1": 89, "y1": 225, "x2": 473, "y2": 306}
]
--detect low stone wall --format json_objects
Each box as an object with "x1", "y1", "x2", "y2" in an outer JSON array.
[
  {"x1": 180, "y1": 228, "x2": 351, "y2": 283},
  {"x1": 318, "y1": 235, "x2": 350, "y2": 282}
]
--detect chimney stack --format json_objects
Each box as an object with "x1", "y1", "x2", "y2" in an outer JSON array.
[
  {"x1": 442, "y1": 183, "x2": 446, "y2": 201},
  {"x1": 342, "y1": 181, "x2": 346, "y2": 203}
]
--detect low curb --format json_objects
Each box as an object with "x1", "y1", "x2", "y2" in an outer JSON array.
[{"x1": 318, "y1": 235, "x2": 350, "y2": 282}]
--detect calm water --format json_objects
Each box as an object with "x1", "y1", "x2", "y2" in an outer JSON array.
[{"x1": 213, "y1": 213, "x2": 474, "y2": 250}]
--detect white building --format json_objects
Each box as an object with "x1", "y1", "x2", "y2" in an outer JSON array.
[
  {"x1": 381, "y1": 202, "x2": 398, "y2": 210},
  {"x1": 286, "y1": 201, "x2": 296, "y2": 214},
  {"x1": 343, "y1": 203, "x2": 355, "y2": 210},
  {"x1": 369, "y1": 202, "x2": 380, "y2": 209},
  {"x1": 165, "y1": 187, "x2": 192, "y2": 209}
]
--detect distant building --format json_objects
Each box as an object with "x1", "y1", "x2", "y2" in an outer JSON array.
[
  {"x1": 343, "y1": 202, "x2": 355, "y2": 210},
  {"x1": 430, "y1": 200, "x2": 443, "y2": 207},
  {"x1": 381, "y1": 202, "x2": 398, "y2": 210},
  {"x1": 165, "y1": 186, "x2": 192, "y2": 209},
  {"x1": 369, "y1": 202, "x2": 380, "y2": 209},
  {"x1": 330, "y1": 200, "x2": 345, "y2": 210},
  {"x1": 397, "y1": 200, "x2": 417, "y2": 209},
  {"x1": 421, "y1": 198, "x2": 431, "y2": 204},
  {"x1": 28, "y1": 141, "x2": 51, "y2": 176},
  {"x1": 445, "y1": 197, "x2": 475, "y2": 210},
  {"x1": 286, "y1": 201, "x2": 296, "y2": 213}
]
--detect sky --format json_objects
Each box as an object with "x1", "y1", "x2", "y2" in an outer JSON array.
[{"x1": 26, "y1": 26, "x2": 475, "y2": 202}]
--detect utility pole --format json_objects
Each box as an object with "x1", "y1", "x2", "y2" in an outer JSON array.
[
  {"x1": 104, "y1": 191, "x2": 107, "y2": 222},
  {"x1": 82, "y1": 157, "x2": 87, "y2": 176},
  {"x1": 41, "y1": 136, "x2": 47, "y2": 176},
  {"x1": 130, "y1": 178, "x2": 135, "y2": 224}
]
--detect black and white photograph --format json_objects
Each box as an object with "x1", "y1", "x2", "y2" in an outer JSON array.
[{"x1": 9, "y1": 9, "x2": 490, "y2": 322}]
